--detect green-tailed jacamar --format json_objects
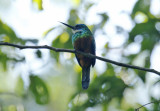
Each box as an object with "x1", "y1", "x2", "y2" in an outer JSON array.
[{"x1": 60, "y1": 22, "x2": 96, "y2": 89}]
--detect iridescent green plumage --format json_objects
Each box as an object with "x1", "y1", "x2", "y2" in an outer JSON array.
[
  {"x1": 60, "y1": 22, "x2": 96, "y2": 89},
  {"x1": 72, "y1": 24, "x2": 92, "y2": 44}
]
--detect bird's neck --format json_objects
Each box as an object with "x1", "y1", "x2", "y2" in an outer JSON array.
[{"x1": 72, "y1": 30, "x2": 92, "y2": 44}]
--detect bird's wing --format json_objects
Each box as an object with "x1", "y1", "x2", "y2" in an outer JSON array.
[
  {"x1": 75, "y1": 53, "x2": 82, "y2": 67},
  {"x1": 74, "y1": 45, "x2": 82, "y2": 67},
  {"x1": 91, "y1": 37, "x2": 96, "y2": 67}
]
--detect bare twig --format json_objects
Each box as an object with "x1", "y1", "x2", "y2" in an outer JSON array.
[
  {"x1": 0, "y1": 42, "x2": 160, "y2": 76},
  {"x1": 135, "y1": 101, "x2": 159, "y2": 111}
]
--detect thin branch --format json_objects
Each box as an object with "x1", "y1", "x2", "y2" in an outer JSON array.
[
  {"x1": 0, "y1": 42, "x2": 160, "y2": 76},
  {"x1": 135, "y1": 101, "x2": 160, "y2": 111}
]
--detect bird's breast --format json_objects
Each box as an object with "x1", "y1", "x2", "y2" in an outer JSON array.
[
  {"x1": 74, "y1": 36, "x2": 93, "y2": 52},
  {"x1": 74, "y1": 36, "x2": 93, "y2": 67}
]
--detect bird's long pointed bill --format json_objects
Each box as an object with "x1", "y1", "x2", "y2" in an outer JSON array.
[{"x1": 59, "y1": 22, "x2": 75, "y2": 30}]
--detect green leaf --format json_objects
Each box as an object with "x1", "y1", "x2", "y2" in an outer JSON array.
[
  {"x1": 42, "y1": 27, "x2": 55, "y2": 37},
  {"x1": 32, "y1": 0, "x2": 43, "y2": 10},
  {"x1": 0, "y1": 50, "x2": 8, "y2": 71},
  {"x1": 136, "y1": 70, "x2": 146, "y2": 82},
  {"x1": 129, "y1": 19, "x2": 159, "y2": 42},
  {"x1": 29, "y1": 75, "x2": 49, "y2": 104},
  {"x1": 36, "y1": 50, "x2": 42, "y2": 58},
  {"x1": 0, "y1": 19, "x2": 25, "y2": 44},
  {"x1": 150, "y1": 97, "x2": 160, "y2": 111},
  {"x1": 85, "y1": 3, "x2": 94, "y2": 10},
  {"x1": 99, "y1": 13, "x2": 109, "y2": 28},
  {"x1": 131, "y1": 0, "x2": 151, "y2": 18},
  {"x1": 15, "y1": 76, "x2": 24, "y2": 96},
  {"x1": 141, "y1": 37, "x2": 156, "y2": 51}
]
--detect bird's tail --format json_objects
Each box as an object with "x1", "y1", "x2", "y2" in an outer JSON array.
[{"x1": 82, "y1": 67, "x2": 90, "y2": 89}]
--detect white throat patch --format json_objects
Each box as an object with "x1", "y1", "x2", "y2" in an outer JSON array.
[{"x1": 72, "y1": 29, "x2": 82, "y2": 34}]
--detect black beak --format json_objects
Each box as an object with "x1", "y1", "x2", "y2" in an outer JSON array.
[{"x1": 59, "y1": 22, "x2": 75, "y2": 30}]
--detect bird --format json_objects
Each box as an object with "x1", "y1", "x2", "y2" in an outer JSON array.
[{"x1": 60, "y1": 22, "x2": 96, "y2": 89}]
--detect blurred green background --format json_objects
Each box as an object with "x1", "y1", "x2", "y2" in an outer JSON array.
[{"x1": 0, "y1": 0, "x2": 160, "y2": 111}]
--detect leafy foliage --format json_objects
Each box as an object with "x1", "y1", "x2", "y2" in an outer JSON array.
[
  {"x1": 29, "y1": 75, "x2": 49, "y2": 104},
  {"x1": 0, "y1": 0, "x2": 159, "y2": 111},
  {"x1": 0, "y1": 19, "x2": 25, "y2": 44}
]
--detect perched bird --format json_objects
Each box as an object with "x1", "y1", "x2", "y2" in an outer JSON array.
[{"x1": 60, "y1": 22, "x2": 96, "y2": 89}]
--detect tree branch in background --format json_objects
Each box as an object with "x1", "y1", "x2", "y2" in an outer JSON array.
[
  {"x1": 135, "y1": 101, "x2": 160, "y2": 111},
  {"x1": 0, "y1": 42, "x2": 160, "y2": 76}
]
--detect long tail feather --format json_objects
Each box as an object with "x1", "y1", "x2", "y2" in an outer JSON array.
[{"x1": 82, "y1": 67, "x2": 90, "y2": 89}]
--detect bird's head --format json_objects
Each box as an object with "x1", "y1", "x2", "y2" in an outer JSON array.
[{"x1": 60, "y1": 22, "x2": 90, "y2": 34}]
